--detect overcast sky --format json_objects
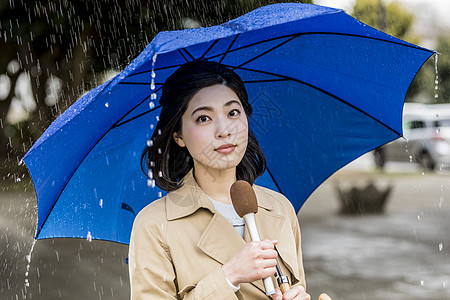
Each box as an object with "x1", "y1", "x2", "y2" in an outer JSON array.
[{"x1": 315, "y1": 0, "x2": 450, "y2": 48}]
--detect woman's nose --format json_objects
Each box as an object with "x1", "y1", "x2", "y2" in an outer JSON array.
[{"x1": 216, "y1": 118, "x2": 232, "y2": 139}]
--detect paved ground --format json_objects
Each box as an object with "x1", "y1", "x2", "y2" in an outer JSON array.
[
  {"x1": 300, "y1": 160, "x2": 450, "y2": 300},
  {"x1": 1, "y1": 159, "x2": 449, "y2": 299}
]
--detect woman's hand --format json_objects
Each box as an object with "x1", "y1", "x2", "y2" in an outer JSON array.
[
  {"x1": 222, "y1": 239, "x2": 278, "y2": 286},
  {"x1": 271, "y1": 285, "x2": 311, "y2": 300}
]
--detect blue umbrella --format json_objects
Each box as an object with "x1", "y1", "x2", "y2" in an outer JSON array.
[{"x1": 24, "y1": 3, "x2": 434, "y2": 244}]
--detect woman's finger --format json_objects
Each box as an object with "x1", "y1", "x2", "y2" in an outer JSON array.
[{"x1": 271, "y1": 289, "x2": 282, "y2": 300}]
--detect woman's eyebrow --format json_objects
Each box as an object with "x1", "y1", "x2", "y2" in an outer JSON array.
[{"x1": 191, "y1": 100, "x2": 241, "y2": 116}]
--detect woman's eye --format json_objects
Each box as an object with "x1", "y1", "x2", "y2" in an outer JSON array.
[
  {"x1": 229, "y1": 109, "x2": 241, "y2": 117},
  {"x1": 197, "y1": 115, "x2": 211, "y2": 123}
]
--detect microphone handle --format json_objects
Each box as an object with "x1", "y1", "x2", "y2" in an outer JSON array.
[{"x1": 243, "y1": 213, "x2": 276, "y2": 296}]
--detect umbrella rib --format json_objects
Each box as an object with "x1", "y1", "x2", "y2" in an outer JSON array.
[
  {"x1": 265, "y1": 166, "x2": 283, "y2": 194},
  {"x1": 126, "y1": 64, "x2": 185, "y2": 78},
  {"x1": 113, "y1": 105, "x2": 162, "y2": 128},
  {"x1": 199, "y1": 39, "x2": 221, "y2": 60},
  {"x1": 218, "y1": 34, "x2": 240, "y2": 64},
  {"x1": 229, "y1": 65, "x2": 402, "y2": 136},
  {"x1": 181, "y1": 48, "x2": 195, "y2": 61},
  {"x1": 177, "y1": 49, "x2": 189, "y2": 62},
  {"x1": 114, "y1": 85, "x2": 164, "y2": 127},
  {"x1": 234, "y1": 35, "x2": 298, "y2": 70}
]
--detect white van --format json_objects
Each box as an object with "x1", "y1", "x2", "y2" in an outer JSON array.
[{"x1": 373, "y1": 103, "x2": 450, "y2": 170}]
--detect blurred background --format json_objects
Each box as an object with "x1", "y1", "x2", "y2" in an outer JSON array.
[{"x1": 0, "y1": 0, "x2": 449, "y2": 299}]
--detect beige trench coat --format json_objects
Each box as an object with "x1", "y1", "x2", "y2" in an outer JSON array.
[{"x1": 129, "y1": 169, "x2": 306, "y2": 299}]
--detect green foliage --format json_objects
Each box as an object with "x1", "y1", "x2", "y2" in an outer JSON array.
[
  {"x1": 408, "y1": 36, "x2": 450, "y2": 103},
  {"x1": 352, "y1": 0, "x2": 414, "y2": 41}
]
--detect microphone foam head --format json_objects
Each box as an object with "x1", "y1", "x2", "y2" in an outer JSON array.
[{"x1": 230, "y1": 180, "x2": 258, "y2": 217}]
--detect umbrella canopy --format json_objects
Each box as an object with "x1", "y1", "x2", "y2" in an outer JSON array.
[{"x1": 24, "y1": 3, "x2": 434, "y2": 244}]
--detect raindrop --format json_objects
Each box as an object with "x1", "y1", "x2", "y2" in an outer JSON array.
[
  {"x1": 438, "y1": 243, "x2": 444, "y2": 251},
  {"x1": 151, "y1": 93, "x2": 157, "y2": 100},
  {"x1": 24, "y1": 239, "x2": 36, "y2": 287},
  {"x1": 150, "y1": 124, "x2": 154, "y2": 130},
  {"x1": 158, "y1": 148, "x2": 162, "y2": 154},
  {"x1": 156, "y1": 115, "x2": 160, "y2": 121},
  {"x1": 148, "y1": 171, "x2": 153, "y2": 179},
  {"x1": 150, "y1": 81, "x2": 155, "y2": 90},
  {"x1": 151, "y1": 70, "x2": 156, "y2": 78},
  {"x1": 86, "y1": 231, "x2": 93, "y2": 242},
  {"x1": 105, "y1": 102, "x2": 109, "y2": 108},
  {"x1": 158, "y1": 192, "x2": 162, "y2": 197},
  {"x1": 99, "y1": 199, "x2": 103, "y2": 208},
  {"x1": 149, "y1": 101, "x2": 155, "y2": 109},
  {"x1": 150, "y1": 161, "x2": 155, "y2": 167},
  {"x1": 147, "y1": 140, "x2": 153, "y2": 147},
  {"x1": 420, "y1": 280, "x2": 424, "y2": 286},
  {"x1": 439, "y1": 196, "x2": 445, "y2": 208},
  {"x1": 147, "y1": 179, "x2": 155, "y2": 188},
  {"x1": 157, "y1": 129, "x2": 161, "y2": 135}
]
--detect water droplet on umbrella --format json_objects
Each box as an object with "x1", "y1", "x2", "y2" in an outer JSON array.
[
  {"x1": 147, "y1": 179, "x2": 155, "y2": 188},
  {"x1": 149, "y1": 101, "x2": 155, "y2": 109},
  {"x1": 151, "y1": 93, "x2": 157, "y2": 100}
]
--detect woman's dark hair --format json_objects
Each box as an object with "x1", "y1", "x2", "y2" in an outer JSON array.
[{"x1": 141, "y1": 60, "x2": 266, "y2": 191}]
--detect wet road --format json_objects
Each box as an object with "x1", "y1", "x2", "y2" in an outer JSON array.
[
  {"x1": 1, "y1": 162, "x2": 449, "y2": 299},
  {"x1": 300, "y1": 164, "x2": 450, "y2": 300}
]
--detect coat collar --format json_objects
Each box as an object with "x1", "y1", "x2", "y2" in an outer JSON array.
[{"x1": 166, "y1": 169, "x2": 273, "y2": 221}]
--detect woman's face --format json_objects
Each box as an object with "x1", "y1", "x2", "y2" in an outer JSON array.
[{"x1": 174, "y1": 84, "x2": 249, "y2": 174}]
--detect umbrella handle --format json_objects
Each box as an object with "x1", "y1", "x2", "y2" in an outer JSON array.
[{"x1": 319, "y1": 293, "x2": 332, "y2": 300}]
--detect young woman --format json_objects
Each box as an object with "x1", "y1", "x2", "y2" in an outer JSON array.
[{"x1": 129, "y1": 60, "x2": 310, "y2": 300}]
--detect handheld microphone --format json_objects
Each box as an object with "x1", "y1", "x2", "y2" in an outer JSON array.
[{"x1": 230, "y1": 180, "x2": 276, "y2": 296}]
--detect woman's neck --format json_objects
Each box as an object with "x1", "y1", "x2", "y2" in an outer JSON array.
[{"x1": 193, "y1": 164, "x2": 236, "y2": 205}]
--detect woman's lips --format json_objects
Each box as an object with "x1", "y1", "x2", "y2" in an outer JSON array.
[{"x1": 214, "y1": 144, "x2": 236, "y2": 154}]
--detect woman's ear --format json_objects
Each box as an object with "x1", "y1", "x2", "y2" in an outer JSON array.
[{"x1": 173, "y1": 132, "x2": 186, "y2": 147}]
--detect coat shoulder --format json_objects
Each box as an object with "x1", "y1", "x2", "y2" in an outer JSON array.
[{"x1": 133, "y1": 196, "x2": 168, "y2": 226}]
